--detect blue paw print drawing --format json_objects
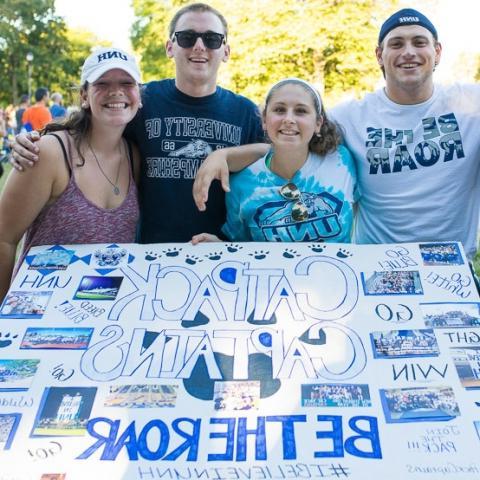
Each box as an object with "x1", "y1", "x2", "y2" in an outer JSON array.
[
  {"x1": 337, "y1": 248, "x2": 352, "y2": 258},
  {"x1": 163, "y1": 247, "x2": 182, "y2": 257},
  {"x1": 0, "y1": 332, "x2": 18, "y2": 348},
  {"x1": 226, "y1": 243, "x2": 243, "y2": 253},
  {"x1": 205, "y1": 251, "x2": 223, "y2": 261},
  {"x1": 309, "y1": 244, "x2": 325, "y2": 253},
  {"x1": 283, "y1": 248, "x2": 299, "y2": 259},
  {"x1": 185, "y1": 255, "x2": 203, "y2": 265},
  {"x1": 249, "y1": 250, "x2": 269, "y2": 260},
  {"x1": 145, "y1": 251, "x2": 160, "y2": 261}
]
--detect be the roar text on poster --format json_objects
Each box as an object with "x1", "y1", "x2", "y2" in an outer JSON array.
[{"x1": 0, "y1": 241, "x2": 479, "y2": 479}]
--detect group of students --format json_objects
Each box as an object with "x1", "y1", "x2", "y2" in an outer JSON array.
[{"x1": 1, "y1": 3, "x2": 479, "y2": 301}]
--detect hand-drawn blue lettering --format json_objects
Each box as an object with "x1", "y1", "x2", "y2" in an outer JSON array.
[
  {"x1": 392, "y1": 363, "x2": 448, "y2": 381},
  {"x1": 314, "y1": 415, "x2": 382, "y2": 459},
  {"x1": 425, "y1": 271, "x2": 471, "y2": 298},
  {"x1": 19, "y1": 274, "x2": 71, "y2": 289},
  {"x1": 443, "y1": 331, "x2": 480, "y2": 344},
  {"x1": 295, "y1": 256, "x2": 358, "y2": 320},
  {"x1": 375, "y1": 303, "x2": 413, "y2": 323},
  {"x1": 110, "y1": 257, "x2": 358, "y2": 323}
]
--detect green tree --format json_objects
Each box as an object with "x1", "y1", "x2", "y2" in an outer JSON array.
[
  {"x1": 0, "y1": 0, "x2": 67, "y2": 104},
  {"x1": 131, "y1": 0, "x2": 182, "y2": 82},
  {"x1": 52, "y1": 28, "x2": 109, "y2": 107},
  {"x1": 130, "y1": 0, "x2": 397, "y2": 104}
]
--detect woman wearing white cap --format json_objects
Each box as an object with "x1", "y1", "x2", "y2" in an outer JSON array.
[{"x1": 0, "y1": 47, "x2": 142, "y2": 300}]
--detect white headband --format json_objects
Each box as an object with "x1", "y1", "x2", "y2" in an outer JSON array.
[{"x1": 268, "y1": 77, "x2": 323, "y2": 114}]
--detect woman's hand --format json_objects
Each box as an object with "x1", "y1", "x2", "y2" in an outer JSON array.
[
  {"x1": 10, "y1": 131, "x2": 41, "y2": 171},
  {"x1": 193, "y1": 149, "x2": 230, "y2": 212},
  {"x1": 193, "y1": 143, "x2": 269, "y2": 212},
  {"x1": 191, "y1": 233, "x2": 221, "y2": 244}
]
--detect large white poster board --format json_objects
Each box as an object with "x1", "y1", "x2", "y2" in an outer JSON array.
[{"x1": 0, "y1": 241, "x2": 479, "y2": 480}]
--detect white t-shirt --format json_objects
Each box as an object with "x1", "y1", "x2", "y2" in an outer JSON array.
[{"x1": 330, "y1": 84, "x2": 480, "y2": 258}]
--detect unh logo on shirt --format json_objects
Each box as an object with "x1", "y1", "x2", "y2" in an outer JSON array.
[{"x1": 254, "y1": 192, "x2": 343, "y2": 241}]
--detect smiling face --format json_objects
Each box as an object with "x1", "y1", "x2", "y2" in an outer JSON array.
[
  {"x1": 263, "y1": 83, "x2": 322, "y2": 154},
  {"x1": 166, "y1": 10, "x2": 230, "y2": 94},
  {"x1": 376, "y1": 25, "x2": 442, "y2": 102},
  {"x1": 82, "y1": 69, "x2": 140, "y2": 127}
]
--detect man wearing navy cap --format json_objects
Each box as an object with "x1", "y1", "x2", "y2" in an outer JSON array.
[
  {"x1": 331, "y1": 8, "x2": 480, "y2": 258},
  {"x1": 193, "y1": 8, "x2": 480, "y2": 257}
]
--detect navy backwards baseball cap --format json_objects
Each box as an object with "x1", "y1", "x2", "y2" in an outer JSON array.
[{"x1": 378, "y1": 8, "x2": 438, "y2": 44}]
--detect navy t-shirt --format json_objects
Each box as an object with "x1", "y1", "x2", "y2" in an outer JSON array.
[{"x1": 129, "y1": 79, "x2": 263, "y2": 243}]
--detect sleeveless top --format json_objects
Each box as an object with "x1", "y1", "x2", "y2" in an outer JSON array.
[{"x1": 18, "y1": 133, "x2": 139, "y2": 267}]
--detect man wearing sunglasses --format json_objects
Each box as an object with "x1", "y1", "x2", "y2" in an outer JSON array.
[
  {"x1": 11, "y1": 3, "x2": 263, "y2": 244},
  {"x1": 129, "y1": 2, "x2": 263, "y2": 244}
]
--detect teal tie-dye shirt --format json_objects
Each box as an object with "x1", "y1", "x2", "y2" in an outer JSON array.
[{"x1": 222, "y1": 145, "x2": 358, "y2": 242}]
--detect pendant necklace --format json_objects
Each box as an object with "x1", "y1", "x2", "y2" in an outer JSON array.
[{"x1": 88, "y1": 141, "x2": 123, "y2": 195}]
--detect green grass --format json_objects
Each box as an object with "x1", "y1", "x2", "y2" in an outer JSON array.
[
  {"x1": 473, "y1": 252, "x2": 480, "y2": 277},
  {"x1": 74, "y1": 292, "x2": 117, "y2": 300},
  {"x1": 0, "y1": 162, "x2": 11, "y2": 192}
]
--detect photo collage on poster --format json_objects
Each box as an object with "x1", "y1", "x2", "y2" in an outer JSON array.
[{"x1": 0, "y1": 241, "x2": 479, "y2": 479}]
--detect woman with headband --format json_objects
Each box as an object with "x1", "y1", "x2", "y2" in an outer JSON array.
[
  {"x1": 192, "y1": 78, "x2": 357, "y2": 243},
  {"x1": 0, "y1": 48, "x2": 142, "y2": 300}
]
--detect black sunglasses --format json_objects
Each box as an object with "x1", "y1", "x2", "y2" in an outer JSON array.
[
  {"x1": 172, "y1": 30, "x2": 226, "y2": 50},
  {"x1": 279, "y1": 183, "x2": 309, "y2": 222}
]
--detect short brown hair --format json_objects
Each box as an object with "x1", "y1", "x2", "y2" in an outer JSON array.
[{"x1": 168, "y1": 3, "x2": 228, "y2": 38}]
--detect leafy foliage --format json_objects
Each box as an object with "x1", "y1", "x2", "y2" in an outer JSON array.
[
  {"x1": 131, "y1": 0, "x2": 179, "y2": 81},
  {"x1": 54, "y1": 29, "x2": 110, "y2": 107},
  {"x1": 0, "y1": 0, "x2": 105, "y2": 105},
  {"x1": 0, "y1": 0, "x2": 66, "y2": 104}
]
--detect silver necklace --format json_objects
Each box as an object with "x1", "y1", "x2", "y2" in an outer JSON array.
[{"x1": 88, "y1": 141, "x2": 123, "y2": 195}]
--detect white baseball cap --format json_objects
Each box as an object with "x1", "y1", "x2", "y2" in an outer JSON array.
[{"x1": 81, "y1": 47, "x2": 141, "y2": 85}]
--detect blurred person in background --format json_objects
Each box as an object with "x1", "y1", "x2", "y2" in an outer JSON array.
[
  {"x1": 15, "y1": 94, "x2": 29, "y2": 134},
  {"x1": 22, "y1": 87, "x2": 52, "y2": 132},
  {"x1": 50, "y1": 92, "x2": 67, "y2": 121}
]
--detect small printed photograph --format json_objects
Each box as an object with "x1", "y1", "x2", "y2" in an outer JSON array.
[
  {"x1": 451, "y1": 347, "x2": 480, "y2": 389},
  {"x1": 73, "y1": 275, "x2": 123, "y2": 301},
  {"x1": 475, "y1": 421, "x2": 480, "y2": 441},
  {"x1": 20, "y1": 327, "x2": 93, "y2": 350},
  {"x1": 301, "y1": 383, "x2": 371, "y2": 407},
  {"x1": 40, "y1": 475, "x2": 66, "y2": 480},
  {"x1": 31, "y1": 386, "x2": 97, "y2": 436},
  {"x1": 93, "y1": 247, "x2": 128, "y2": 267},
  {"x1": 0, "y1": 291, "x2": 52, "y2": 319},
  {"x1": 370, "y1": 329, "x2": 439, "y2": 358},
  {"x1": 104, "y1": 384, "x2": 178, "y2": 408},
  {"x1": 213, "y1": 381, "x2": 260, "y2": 411},
  {"x1": 0, "y1": 359, "x2": 40, "y2": 391},
  {"x1": 362, "y1": 271, "x2": 423, "y2": 295},
  {"x1": 421, "y1": 302, "x2": 480, "y2": 328},
  {"x1": 419, "y1": 242, "x2": 464, "y2": 266},
  {"x1": 29, "y1": 248, "x2": 75, "y2": 271},
  {"x1": 0, "y1": 413, "x2": 21, "y2": 450},
  {"x1": 380, "y1": 386, "x2": 461, "y2": 423}
]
